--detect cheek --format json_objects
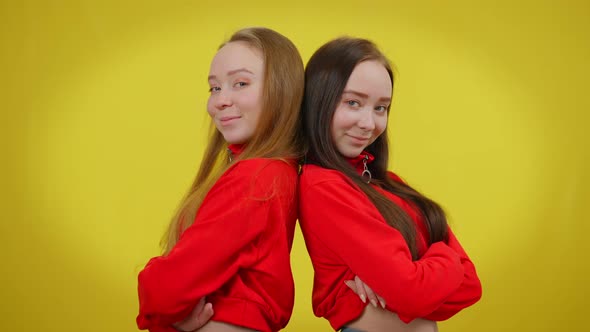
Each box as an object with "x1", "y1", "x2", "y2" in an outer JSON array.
[
  {"x1": 374, "y1": 116, "x2": 388, "y2": 136},
  {"x1": 330, "y1": 114, "x2": 342, "y2": 141},
  {"x1": 206, "y1": 98, "x2": 215, "y2": 118},
  {"x1": 331, "y1": 107, "x2": 349, "y2": 133},
  {"x1": 329, "y1": 121, "x2": 338, "y2": 142},
  {"x1": 239, "y1": 91, "x2": 263, "y2": 118},
  {"x1": 251, "y1": 96, "x2": 264, "y2": 118}
]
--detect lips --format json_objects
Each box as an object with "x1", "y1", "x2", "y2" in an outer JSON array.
[
  {"x1": 219, "y1": 115, "x2": 241, "y2": 126},
  {"x1": 347, "y1": 134, "x2": 371, "y2": 145}
]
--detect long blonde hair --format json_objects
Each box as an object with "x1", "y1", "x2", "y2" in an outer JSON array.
[{"x1": 161, "y1": 27, "x2": 305, "y2": 254}]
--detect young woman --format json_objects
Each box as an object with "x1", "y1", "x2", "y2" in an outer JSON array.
[
  {"x1": 298, "y1": 37, "x2": 482, "y2": 332},
  {"x1": 136, "y1": 27, "x2": 305, "y2": 332}
]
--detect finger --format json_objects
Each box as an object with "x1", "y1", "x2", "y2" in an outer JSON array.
[
  {"x1": 344, "y1": 280, "x2": 358, "y2": 294},
  {"x1": 200, "y1": 303, "x2": 213, "y2": 320},
  {"x1": 174, "y1": 298, "x2": 209, "y2": 331},
  {"x1": 193, "y1": 297, "x2": 206, "y2": 312},
  {"x1": 205, "y1": 302, "x2": 214, "y2": 315},
  {"x1": 195, "y1": 303, "x2": 214, "y2": 327},
  {"x1": 361, "y1": 281, "x2": 378, "y2": 308},
  {"x1": 354, "y1": 276, "x2": 367, "y2": 303},
  {"x1": 377, "y1": 295, "x2": 386, "y2": 309}
]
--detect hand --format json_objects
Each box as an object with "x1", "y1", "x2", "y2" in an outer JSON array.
[
  {"x1": 173, "y1": 297, "x2": 214, "y2": 332},
  {"x1": 345, "y1": 276, "x2": 386, "y2": 309}
]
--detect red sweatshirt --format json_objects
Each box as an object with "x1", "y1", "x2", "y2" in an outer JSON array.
[
  {"x1": 298, "y1": 151, "x2": 482, "y2": 330},
  {"x1": 137, "y1": 145, "x2": 299, "y2": 332}
]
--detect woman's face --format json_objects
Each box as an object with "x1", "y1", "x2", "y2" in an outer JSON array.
[
  {"x1": 331, "y1": 60, "x2": 392, "y2": 158},
  {"x1": 207, "y1": 41, "x2": 264, "y2": 144}
]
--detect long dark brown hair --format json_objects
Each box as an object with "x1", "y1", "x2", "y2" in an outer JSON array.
[
  {"x1": 301, "y1": 37, "x2": 448, "y2": 260},
  {"x1": 161, "y1": 27, "x2": 305, "y2": 254}
]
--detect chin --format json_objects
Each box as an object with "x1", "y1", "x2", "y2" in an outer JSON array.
[
  {"x1": 340, "y1": 149, "x2": 362, "y2": 158},
  {"x1": 224, "y1": 138, "x2": 247, "y2": 145},
  {"x1": 221, "y1": 132, "x2": 249, "y2": 145}
]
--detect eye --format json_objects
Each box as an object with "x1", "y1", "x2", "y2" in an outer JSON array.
[
  {"x1": 209, "y1": 86, "x2": 221, "y2": 93},
  {"x1": 234, "y1": 81, "x2": 249, "y2": 88},
  {"x1": 346, "y1": 100, "x2": 361, "y2": 108},
  {"x1": 375, "y1": 105, "x2": 388, "y2": 112}
]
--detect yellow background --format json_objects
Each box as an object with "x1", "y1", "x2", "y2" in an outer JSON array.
[{"x1": 1, "y1": 0, "x2": 588, "y2": 331}]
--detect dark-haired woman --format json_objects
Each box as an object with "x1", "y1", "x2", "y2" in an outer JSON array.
[{"x1": 298, "y1": 37, "x2": 482, "y2": 332}]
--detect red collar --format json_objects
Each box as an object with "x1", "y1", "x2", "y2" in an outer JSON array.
[
  {"x1": 347, "y1": 151, "x2": 375, "y2": 175},
  {"x1": 228, "y1": 144, "x2": 245, "y2": 157}
]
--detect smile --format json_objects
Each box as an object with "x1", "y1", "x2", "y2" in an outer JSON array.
[
  {"x1": 219, "y1": 116, "x2": 241, "y2": 126},
  {"x1": 347, "y1": 134, "x2": 370, "y2": 144}
]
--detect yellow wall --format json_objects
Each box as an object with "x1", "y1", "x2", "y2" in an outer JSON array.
[{"x1": 1, "y1": 0, "x2": 588, "y2": 331}]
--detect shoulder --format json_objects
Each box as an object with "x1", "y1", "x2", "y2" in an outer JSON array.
[
  {"x1": 299, "y1": 164, "x2": 351, "y2": 187},
  {"x1": 299, "y1": 164, "x2": 365, "y2": 200},
  {"x1": 222, "y1": 158, "x2": 298, "y2": 193},
  {"x1": 298, "y1": 165, "x2": 382, "y2": 221},
  {"x1": 229, "y1": 158, "x2": 297, "y2": 178}
]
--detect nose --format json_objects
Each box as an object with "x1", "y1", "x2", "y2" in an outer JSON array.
[
  {"x1": 213, "y1": 90, "x2": 233, "y2": 110},
  {"x1": 357, "y1": 109, "x2": 376, "y2": 131}
]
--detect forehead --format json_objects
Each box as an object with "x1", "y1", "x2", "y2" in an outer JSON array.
[
  {"x1": 345, "y1": 60, "x2": 392, "y2": 97},
  {"x1": 209, "y1": 41, "x2": 264, "y2": 75}
]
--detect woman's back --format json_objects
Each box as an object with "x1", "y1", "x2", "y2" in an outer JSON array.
[{"x1": 138, "y1": 158, "x2": 299, "y2": 332}]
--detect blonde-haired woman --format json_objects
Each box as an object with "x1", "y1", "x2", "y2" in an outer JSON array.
[{"x1": 137, "y1": 27, "x2": 304, "y2": 332}]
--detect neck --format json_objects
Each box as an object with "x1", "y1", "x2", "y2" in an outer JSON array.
[{"x1": 346, "y1": 151, "x2": 374, "y2": 175}]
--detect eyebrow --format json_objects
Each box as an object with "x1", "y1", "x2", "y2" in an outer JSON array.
[
  {"x1": 208, "y1": 68, "x2": 254, "y2": 81},
  {"x1": 342, "y1": 89, "x2": 391, "y2": 102}
]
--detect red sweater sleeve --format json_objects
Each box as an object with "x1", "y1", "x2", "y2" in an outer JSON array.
[
  {"x1": 299, "y1": 179, "x2": 465, "y2": 323},
  {"x1": 137, "y1": 159, "x2": 291, "y2": 330},
  {"x1": 423, "y1": 228, "x2": 482, "y2": 321}
]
